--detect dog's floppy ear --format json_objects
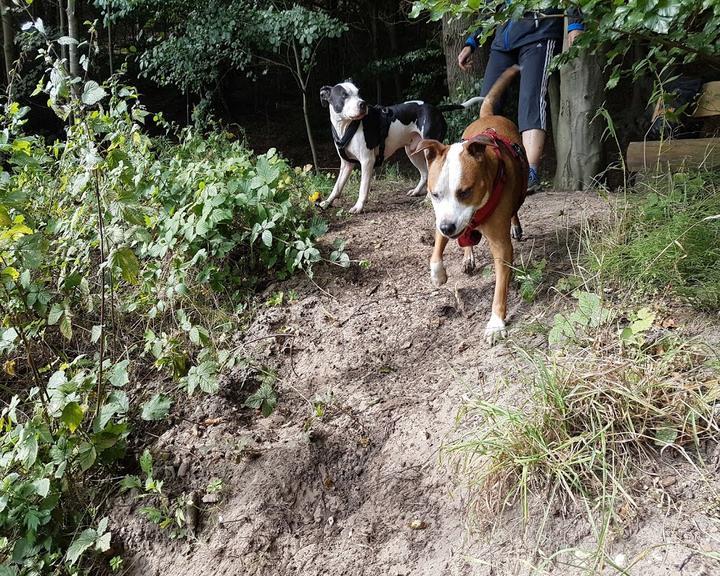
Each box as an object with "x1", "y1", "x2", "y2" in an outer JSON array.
[
  {"x1": 413, "y1": 139, "x2": 446, "y2": 165},
  {"x1": 320, "y1": 85, "x2": 332, "y2": 108},
  {"x1": 464, "y1": 137, "x2": 493, "y2": 162}
]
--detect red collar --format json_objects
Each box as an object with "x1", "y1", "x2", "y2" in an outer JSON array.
[{"x1": 457, "y1": 129, "x2": 527, "y2": 247}]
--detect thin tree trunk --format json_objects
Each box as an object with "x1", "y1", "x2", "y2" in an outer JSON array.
[
  {"x1": 442, "y1": 13, "x2": 486, "y2": 101},
  {"x1": 58, "y1": 0, "x2": 68, "y2": 64},
  {"x1": 107, "y1": 6, "x2": 113, "y2": 75},
  {"x1": 66, "y1": 0, "x2": 81, "y2": 78},
  {"x1": 292, "y1": 41, "x2": 318, "y2": 170},
  {"x1": 370, "y1": 4, "x2": 381, "y2": 104},
  {"x1": 385, "y1": 16, "x2": 402, "y2": 101},
  {"x1": 0, "y1": 0, "x2": 15, "y2": 95},
  {"x1": 554, "y1": 52, "x2": 604, "y2": 190},
  {"x1": 301, "y1": 89, "x2": 319, "y2": 170}
]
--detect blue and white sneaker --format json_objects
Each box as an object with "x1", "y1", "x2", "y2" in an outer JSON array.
[{"x1": 527, "y1": 167, "x2": 542, "y2": 195}]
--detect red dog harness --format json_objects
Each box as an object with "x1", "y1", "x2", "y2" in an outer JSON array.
[{"x1": 457, "y1": 129, "x2": 528, "y2": 247}]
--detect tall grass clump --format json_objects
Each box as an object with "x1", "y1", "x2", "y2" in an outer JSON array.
[
  {"x1": 450, "y1": 292, "x2": 720, "y2": 570},
  {"x1": 588, "y1": 171, "x2": 720, "y2": 310}
]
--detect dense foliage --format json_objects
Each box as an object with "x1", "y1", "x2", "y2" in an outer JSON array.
[
  {"x1": 0, "y1": 28, "x2": 343, "y2": 572},
  {"x1": 411, "y1": 0, "x2": 720, "y2": 86}
]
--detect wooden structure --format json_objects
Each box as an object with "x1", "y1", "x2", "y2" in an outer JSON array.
[{"x1": 626, "y1": 82, "x2": 720, "y2": 172}]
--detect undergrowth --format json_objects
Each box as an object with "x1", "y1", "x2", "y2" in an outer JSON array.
[
  {"x1": 588, "y1": 171, "x2": 720, "y2": 310},
  {"x1": 451, "y1": 291, "x2": 720, "y2": 572},
  {"x1": 0, "y1": 23, "x2": 349, "y2": 575}
]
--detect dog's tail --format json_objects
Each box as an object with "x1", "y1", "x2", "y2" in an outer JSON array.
[
  {"x1": 480, "y1": 64, "x2": 521, "y2": 118},
  {"x1": 436, "y1": 96, "x2": 484, "y2": 112}
]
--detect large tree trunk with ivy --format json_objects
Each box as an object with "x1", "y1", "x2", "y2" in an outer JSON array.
[
  {"x1": 442, "y1": 14, "x2": 487, "y2": 100},
  {"x1": 66, "y1": 0, "x2": 81, "y2": 78},
  {"x1": 0, "y1": 0, "x2": 15, "y2": 94},
  {"x1": 554, "y1": 52, "x2": 604, "y2": 190}
]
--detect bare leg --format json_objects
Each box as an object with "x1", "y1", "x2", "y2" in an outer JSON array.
[
  {"x1": 405, "y1": 142, "x2": 428, "y2": 197},
  {"x1": 348, "y1": 157, "x2": 375, "y2": 214},
  {"x1": 320, "y1": 159, "x2": 354, "y2": 209},
  {"x1": 430, "y1": 230, "x2": 449, "y2": 287},
  {"x1": 522, "y1": 129, "x2": 545, "y2": 167},
  {"x1": 484, "y1": 235, "x2": 513, "y2": 344}
]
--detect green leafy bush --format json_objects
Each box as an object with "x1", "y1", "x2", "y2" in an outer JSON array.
[{"x1": 0, "y1": 47, "x2": 342, "y2": 572}]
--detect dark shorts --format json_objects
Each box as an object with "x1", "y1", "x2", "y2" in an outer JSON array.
[{"x1": 480, "y1": 39, "x2": 560, "y2": 132}]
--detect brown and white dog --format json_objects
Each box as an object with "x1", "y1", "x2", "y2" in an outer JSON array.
[{"x1": 415, "y1": 65, "x2": 527, "y2": 344}]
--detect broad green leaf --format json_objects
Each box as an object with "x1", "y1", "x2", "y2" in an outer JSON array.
[
  {"x1": 77, "y1": 443, "x2": 97, "y2": 471},
  {"x1": 61, "y1": 402, "x2": 84, "y2": 432},
  {"x1": 59, "y1": 312, "x2": 72, "y2": 340},
  {"x1": 31, "y1": 478, "x2": 50, "y2": 498},
  {"x1": 65, "y1": 528, "x2": 97, "y2": 565},
  {"x1": 81, "y1": 81, "x2": 107, "y2": 106},
  {"x1": 244, "y1": 381, "x2": 277, "y2": 417},
  {"x1": 111, "y1": 247, "x2": 140, "y2": 284},
  {"x1": 108, "y1": 360, "x2": 129, "y2": 387},
  {"x1": 48, "y1": 303, "x2": 63, "y2": 325},
  {"x1": 141, "y1": 394, "x2": 171, "y2": 421},
  {"x1": 0, "y1": 205, "x2": 10, "y2": 227}
]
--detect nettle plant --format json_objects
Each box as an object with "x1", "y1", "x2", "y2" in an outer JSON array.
[{"x1": 0, "y1": 22, "x2": 347, "y2": 575}]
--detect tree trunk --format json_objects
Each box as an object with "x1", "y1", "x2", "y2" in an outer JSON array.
[
  {"x1": 66, "y1": 0, "x2": 81, "y2": 78},
  {"x1": 370, "y1": 4, "x2": 381, "y2": 104},
  {"x1": 385, "y1": 16, "x2": 402, "y2": 101},
  {"x1": 554, "y1": 52, "x2": 604, "y2": 190},
  {"x1": 442, "y1": 14, "x2": 487, "y2": 100},
  {"x1": 0, "y1": 0, "x2": 15, "y2": 94},
  {"x1": 301, "y1": 89, "x2": 319, "y2": 170},
  {"x1": 58, "y1": 0, "x2": 68, "y2": 64}
]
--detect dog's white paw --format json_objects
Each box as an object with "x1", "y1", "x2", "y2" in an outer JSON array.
[
  {"x1": 348, "y1": 203, "x2": 364, "y2": 214},
  {"x1": 430, "y1": 261, "x2": 447, "y2": 287},
  {"x1": 407, "y1": 187, "x2": 427, "y2": 197},
  {"x1": 318, "y1": 200, "x2": 331, "y2": 210},
  {"x1": 484, "y1": 313, "x2": 507, "y2": 345},
  {"x1": 462, "y1": 250, "x2": 475, "y2": 275}
]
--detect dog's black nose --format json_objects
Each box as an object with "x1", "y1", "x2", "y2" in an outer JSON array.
[{"x1": 440, "y1": 222, "x2": 456, "y2": 237}]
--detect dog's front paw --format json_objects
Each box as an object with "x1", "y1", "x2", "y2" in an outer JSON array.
[
  {"x1": 462, "y1": 249, "x2": 475, "y2": 275},
  {"x1": 511, "y1": 223, "x2": 523, "y2": 240},
  {"x1": 407, "y1": 187, "x2": 427, "y2": 197},
  {"x1": 484, "y1": 313, "x2": 507, "y2": 345},
  {"x1": 318, "y1": 200, "x2": 331, "y2": 210},
  {"x1": 430, "y1": 261, "x2": 447, "y2": 287},
  {"x1": 348, "y1": 203, "x2": 364, "y2": 214}
]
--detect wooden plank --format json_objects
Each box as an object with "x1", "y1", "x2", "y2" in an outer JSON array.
[
  {"x1": 626, "y1": 138, "x2": 720, "y2": 171},
  {"x1": 694, "y1": 81, "x2": 720, "y2": 118}
]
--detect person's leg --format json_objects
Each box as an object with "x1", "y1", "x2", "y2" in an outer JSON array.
[
  {"x1": 480, "y1": 48, "x2": 518, "y2": 113},
  {"x1": 517, "y1": 39, "x2": 560, "y2": 192}
]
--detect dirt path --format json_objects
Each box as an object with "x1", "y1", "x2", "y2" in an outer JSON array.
[{"x1": 116, "y1": 184, "x2": 720, "y2": 576}]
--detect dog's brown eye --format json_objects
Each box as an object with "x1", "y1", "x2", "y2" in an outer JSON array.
[
  {"x1": 457, "y1": 188, "x2": 472, "y2": 200},
  {"x1": 429, "y1": 190, "x2": 439, "y2": 199}
]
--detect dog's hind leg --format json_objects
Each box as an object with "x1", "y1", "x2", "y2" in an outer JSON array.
[
  {"x1": 405, "y1": 139, "x2": 428, "y2": 197},
  {"x1": 348, "y1": 157, "x2": 375, "y2": 214},
  {"x1": 320, "y1": 159, "x2": 354, "y2": 210}
]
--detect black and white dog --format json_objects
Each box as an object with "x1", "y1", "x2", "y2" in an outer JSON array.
[{"x1": 319, "y1": 82, "x2": 482, "y2": 214}]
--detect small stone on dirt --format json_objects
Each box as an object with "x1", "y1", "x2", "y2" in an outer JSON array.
[
  {"x1": 177, "y1": 460, "x2": 190, "y2": 478},
  {"x1": 408, "y1": 519, "x2": 428, "y2": 530},
  {"x1": 202, "y1": 494, "x2": 221, "y2": 504}
]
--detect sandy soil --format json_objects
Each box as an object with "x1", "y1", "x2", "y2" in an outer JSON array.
[{"x1": 113, "y1": 177, "x2": 720, "y2": 576}]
